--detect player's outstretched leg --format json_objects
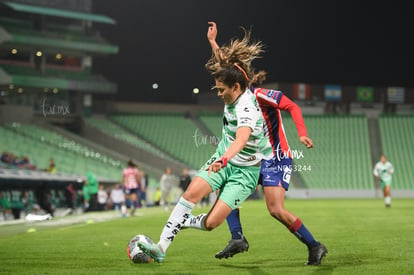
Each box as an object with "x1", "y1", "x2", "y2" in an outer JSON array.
[
  {"x1": 137, "y1": 241, "x2": 165, "y2": 263},
  {"x1": 306, "y1": 243, "x2": 328, "y2": 265},
  {"x1": 287, "y1": 218, "x2": 328, "y2": 265}
]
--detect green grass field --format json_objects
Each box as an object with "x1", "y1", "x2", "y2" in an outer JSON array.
[{"x1": 1, "y1": 198, "x2": 413, "y2": 274}]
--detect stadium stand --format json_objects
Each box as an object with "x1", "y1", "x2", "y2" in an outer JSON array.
[
  {"x1": 268, "y1": 114, "x2": 374, "y2": 190},
  {"x1": 85, "y1": 117, "x2": 177, "y2": 164},
  {"x1": 0, "y1": 0, "x2": 122, "y2": 215},
  {"x1": 378, "y1": 115, "x2": 414, "y2": 190},
  {"x1": 197, "y1": 112, "x2": 222, "y2": 138},
  {"x1": 1, "y1": 123, "x2": 122, "y2": 180},
  {"x1": 111, "y1": 113, "x2": 216, "y2": 169}
]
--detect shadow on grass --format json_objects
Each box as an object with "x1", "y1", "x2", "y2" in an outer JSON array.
[{"x1": 218, "y1": 259, "x2": 336, "y2": 275}]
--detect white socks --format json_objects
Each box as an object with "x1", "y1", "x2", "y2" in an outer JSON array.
[
  {"x1": 385, "y1": 196, "x2": 391, "y2": 206},
  {"x1": 158, "y1": 197, "x2": 194, "y2": 253}
]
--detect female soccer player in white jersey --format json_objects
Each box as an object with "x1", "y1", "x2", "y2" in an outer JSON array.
[
  {"x1": 373, "y1": 154, "x2": 394, "y2": 207},
  {"x1": 137, "y1": 48, "x2": 273, "y2": 263},
  {"x1": 206, "y1": 22, "x2": 327, "y2": 265}
]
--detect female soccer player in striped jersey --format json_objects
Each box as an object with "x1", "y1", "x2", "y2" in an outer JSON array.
[
  {"x1": 122, "y1": 160, "x2": 141, "y2": 216},
  {"x1": 206, "y1": 22, "x2": 327, "y2": 265},
  {"x1": 137, "y1": 47, "x2": 273, "y2": 263}
]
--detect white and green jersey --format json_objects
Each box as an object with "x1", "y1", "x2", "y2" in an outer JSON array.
[
  {"x1": 373, "y1": 161, "x2": 394, "y2": 182},
  {"x1": 217, "y1": 89, "x2": 273, "y2": 166}
]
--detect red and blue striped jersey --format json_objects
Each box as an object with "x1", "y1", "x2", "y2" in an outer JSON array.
[{"x1": 254, "y1": 88, "x2": 308, "y2": 160}]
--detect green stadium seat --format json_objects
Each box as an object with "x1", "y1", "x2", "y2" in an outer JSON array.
[
  {"x1": 0, "y1": 124, "x2": 123, "y2": 181},
  {"x1": 111, "y1": 113, "x2": 216, "y2": 169},
  {"x1": 379, "y1": 115, "x2": 414, "y2": 190},
  {"x1": 236, "y1": 114, "x2": 375, "y2": 190}
]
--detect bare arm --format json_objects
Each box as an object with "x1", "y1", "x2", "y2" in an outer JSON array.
[{"x1": 207, "y1": 21, "x2": 221, "y2": 59}]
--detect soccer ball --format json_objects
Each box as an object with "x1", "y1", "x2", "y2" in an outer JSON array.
[{"x1": 127, "y1": 234, "x2": 154, "y2": 263}]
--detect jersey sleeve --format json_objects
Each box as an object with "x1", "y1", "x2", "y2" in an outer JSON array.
[
  {"x1": 254, "y1": 88, "x2": 283, "y2": 108},
  {"x1": 255, "y1": 88, "x2": 308, "y2": 137}
]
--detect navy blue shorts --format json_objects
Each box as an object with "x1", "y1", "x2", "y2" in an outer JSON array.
[
  {"x1": 125, "y1": 188, "x2": 139, "y2": 196},
  {"x1": 259, "y1": 157, "x2": 292, "y2": 190}
]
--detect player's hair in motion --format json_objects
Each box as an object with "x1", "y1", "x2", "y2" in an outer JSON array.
[{"x1": 206, "y1": 26, "x2": 267, "y2": 88}]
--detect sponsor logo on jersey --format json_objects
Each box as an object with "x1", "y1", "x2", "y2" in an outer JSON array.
[
  {"x1": 246, "y1": 155, "x2": 257, "y2": 162},
  {"x1": 265, "y1": 89, "x2": 281, "y2": 101},
  {"x1": 266, "y1": 90, "x2": 274, "y2": 98}
]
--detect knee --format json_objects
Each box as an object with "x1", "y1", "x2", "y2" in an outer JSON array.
[
  {"x1": 182, "y1": 190, "x2": 196, "y2": 203},
  {"x1": 204, "y1": 217, "x2": 220, "y2": 231},
  {"x1": 268, "y1": 205, "x2": 284, "y2": 221}
]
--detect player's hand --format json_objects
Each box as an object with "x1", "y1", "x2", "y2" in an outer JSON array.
[
  {"x1": 299, "y1": 136, "x2": 314, "y2": 149},
  {"x1": 207, "y1": 161, "x2": 222, "y2": 176},
  {"x1": 206, "y1": 156, "x2": 227, "y2": 176},
  {"x1": 207, "y1": 21, "x2": 217, "y2": 42}
]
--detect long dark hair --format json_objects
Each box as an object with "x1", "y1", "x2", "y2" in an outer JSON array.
[{"x1": 214, "y1": 64, "x2": 249, "y2": 91}]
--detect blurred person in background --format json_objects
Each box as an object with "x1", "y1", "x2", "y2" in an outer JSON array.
[
  {"x1": 63, "y1": 183, "x2": 75, "y2": 215},
  {"x1": 179, "y1": 168, "x2": 191, "y2": 193},
  {"x1": 84, "y1": 172, "x2": 99, "y2": 211},
  {"x1": 82, "y1": 181, "x2": 90, "y2": 212},
  {"x1": 373, "y1": 154, "x2": 394, "y2": 207},
  {"x1": 97, "y1": 184, "x2": 108, "y2": 211},
  {"x1": 46, "y1": 158, "x2": 56, "y2": 174},
  {"x1": 153, "y1": 187, "x2": 161, "y2": 206},
  {"x1": 159, "y1": 167, "x2": 174, "y2": 210},
  {"x1": 110, "y1": 183, "x2": 125, "y2": 211},
  {"x1": 122, "y1": 160, "x2": 141, "y2": 216},
  {"x1": 0, "y1": 192, "x2": 11, "y2": 220},
  {"x1": 138, "y1": 170, "x2": 148, "y2": 207}
]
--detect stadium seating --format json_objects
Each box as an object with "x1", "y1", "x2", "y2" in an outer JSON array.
[
  {"x1": 378, "y1": 115, "x2": 414, "y2": 190},
  {"x1": 281, "y1": 115, "x2": 374, "y2": 190},
  {"x1": 85, "y1": 117, "x2": 177, "y2": 163},
  {"x1": 111, "y1": 113, "x2": 216, "y2": 169},
  {"x1": 198, "y1": 113, "x2": 222, "y2": 138},
  {"x1": 1, "y1": 124, "x2": 122, "y2": 181}
]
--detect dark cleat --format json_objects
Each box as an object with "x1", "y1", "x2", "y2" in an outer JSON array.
[
  {"x1": 306, "y1": 243, "x2": 328, "y2": 265},
  {"x1": 215, "y1": 236, "x2": 249, "y2": 259}
]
